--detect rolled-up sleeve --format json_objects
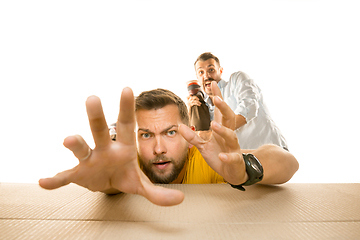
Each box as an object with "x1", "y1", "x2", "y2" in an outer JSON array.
[{"x1": 229, "y1": 72, "x2": 261, "y2": 123}]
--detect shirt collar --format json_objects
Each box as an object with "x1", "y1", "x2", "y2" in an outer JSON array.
[{"x1": 217, "y1": 79, "x2": 226, "y2": 88}]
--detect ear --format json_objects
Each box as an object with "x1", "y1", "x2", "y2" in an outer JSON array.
[
  {"x1": 219, "y1": 66, "x2": 224, "y2": 77},
  {"x1": 188, "y1": 126, "x2": 195, "y2": 148}
]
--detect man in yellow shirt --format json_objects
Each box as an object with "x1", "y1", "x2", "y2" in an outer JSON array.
[
  {"x1": 181, "y1": 146, "x2": 225, "y2": 184},
  {"x1": 39, "y1": 84, "x2": 299, "y2": 207}
]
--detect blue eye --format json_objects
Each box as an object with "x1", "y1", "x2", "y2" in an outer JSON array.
[
  {"x1": 141, "y1": 133, "x2": 151, "y2": 139},
  {"x1": 167, "y1": 130, "x2": 176, "y2": 136}
]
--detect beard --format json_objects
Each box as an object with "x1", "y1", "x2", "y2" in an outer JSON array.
[{"x1": 139, "y1": 153, "x2": 187, "y2": 184}]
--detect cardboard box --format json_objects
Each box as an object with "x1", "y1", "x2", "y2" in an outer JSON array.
[{"x1": 0, "y1": 183, "x2": 359, "y2": 239}]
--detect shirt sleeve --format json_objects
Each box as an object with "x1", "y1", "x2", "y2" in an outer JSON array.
[{"x1": 229, "y1": 71, "x2": 261, "y2": 123}]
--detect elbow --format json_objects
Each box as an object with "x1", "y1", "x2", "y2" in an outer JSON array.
[
  {"x1": 279, "y1": 152, "x2": 299, "y2": 184},
  {"x1": 254, "y1": 144, "x2": 299, "y2": 185}
]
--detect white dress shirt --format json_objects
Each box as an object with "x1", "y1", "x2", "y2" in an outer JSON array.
[{"x1": 205, "y1": 71, "x2": 288, "y2": 150}]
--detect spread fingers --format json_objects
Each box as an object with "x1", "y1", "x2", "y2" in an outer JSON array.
[
  {"x1": 63, "y1": 135, "x2": 92, "y2": 162},
  {"x1": 211, "y1": 121, "x2": 240, "y2": 151},
  {"x1": 86, "y1": 96, "x2": 111, "y2": 148},
  {"x1": 116, "y1": 87, "x2": 136, "y2": 145}
]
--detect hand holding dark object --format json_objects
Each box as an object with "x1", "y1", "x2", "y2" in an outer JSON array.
[
  {"x1": 187, "y1": 80, "x2": 211, "y2": 131},
  {"x1": 186, "y1": 80, "x2": 202, "y2": 108},
  {"x1": 187, "y1": 80, "x2": 201, "y2": 96},
  {"x1": 179, "y1": 83, "x2": 247, "y2": 185}
]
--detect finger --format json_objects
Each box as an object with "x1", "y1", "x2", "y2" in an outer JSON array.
[
  {"x1": 86, "y1": 96, "x2": 111, "y2": 148},
  {"x1": 211, "y1": 121, "x2": 240, "y2": 151},
  {"x1": 39, "y1": 168, "x2": 74, "y2": 190},
  {"x1": 189, "y1": 96, "x2": 199, "y2": 101},
  {"x1": 213, "y1": 95, "x2": 236, "y2": 130},
  {"x1": 211, "y1": 81, "x2": 233, "y2": 126},
  {"x1": 178, "y1": 124, "x2": 207, "y2": 146},
  {"x1": 197, "y1": 130, "x2": 213, "y2": 141},
  {"x1": 63, "y1": 135, "x2": 91, "y2": 162},
  {"x1": 191, "y1": 102, "x2": 200, "y2": 107},
  {"x1": 190, "y1": 100, "x2": 201, "y2": 107},
  {"x1": 211, "y1": 81, "x2": 223, "y2": 100},
  {"x1": 117, "y1": 87, "x2": 136, "y2": 145},
  {"x1": 140, "y1": 181, "x2": 185, "y2": 206},
  {"x1": 212, "y1": 82, "x2": 223, "y2": 124}
]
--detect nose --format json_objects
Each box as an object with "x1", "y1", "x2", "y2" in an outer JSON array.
[
  {"x1": 203, "y1": 71, "x2": 209, "y2": 80},
  {"x1": 153, "y1": 136, "x2": 166, "y2": 155}
]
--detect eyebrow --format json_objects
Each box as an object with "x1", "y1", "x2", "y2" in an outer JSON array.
[
  {"x1": 196, "y1": 64, "x2": 215, "y2": 71},
  {"x1": 138, "y1": 125, "x2": 178, "y2": 134}
]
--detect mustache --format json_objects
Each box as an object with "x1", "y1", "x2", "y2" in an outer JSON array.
[{"x1": 205, "y1": 78, "x2": 215, "y2": 82}]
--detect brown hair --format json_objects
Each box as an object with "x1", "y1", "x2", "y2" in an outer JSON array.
[
  {"x1": 194, "y1": 52, "x2": 221, "y2": 67},
  {"x1": 135, "y1": 88, "x2": 190, "y2": 126}
]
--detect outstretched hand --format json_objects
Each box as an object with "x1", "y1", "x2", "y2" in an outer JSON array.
[
  {"x1": 179, "y1": 82, "x2": 247, "y2": 185},
  {"x1": 39, "y1": 88, "x2": 184, "y2": 206}
]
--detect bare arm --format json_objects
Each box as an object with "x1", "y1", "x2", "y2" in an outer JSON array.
[
  {"x1": 180, "y1": 115, "x2": 298, "y2": 186},
  {"x1": 180, "y1": 82, "x2": 298, "y2": 186},
  {"x1": 243, "y1": 145, "x2": 299, "y2": 185}
]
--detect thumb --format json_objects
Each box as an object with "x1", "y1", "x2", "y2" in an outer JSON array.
[
  {"x1": 178, "y1": 124, "x2": 207, "y2": 147},
  {"x1": 211, "y1": 81, "x2": 223, "y2": 99},
  {"x1": 39, "y1": 168, "x2": 74, "y2": 190},
  {"x1": 140, "y1": 181, "x2": 185, "y2": 206},
  {"x1": 212, "y1": 82, "x2": 224, "y2": 124}
]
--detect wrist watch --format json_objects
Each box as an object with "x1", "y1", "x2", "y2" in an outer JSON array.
[{"x1": 230, "y1": 153, "x2": 264, "y2": 191}]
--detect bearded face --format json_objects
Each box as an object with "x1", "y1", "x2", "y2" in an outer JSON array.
[
  {"x1": 136, "y1": 105, "x2": 190, "y2": 184},
  {"x1": 139, "y1": 152, "x2": 187, "y2": 184}
]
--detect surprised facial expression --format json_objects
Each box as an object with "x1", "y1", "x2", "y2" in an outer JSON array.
[
  {"x1": 195, "y1": 58, "x2": 223, "y2": 96},
  {"x1": 136, "y1": 104, "x2": 190, "y2": 184}
]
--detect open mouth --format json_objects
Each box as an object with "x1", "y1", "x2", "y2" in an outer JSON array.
[
  {"x1": 153, "y1": 161, "x2": 171, "y2": 170},
  {"x1": 204, "y1": 79, "x2": 214, "y2": 89}
]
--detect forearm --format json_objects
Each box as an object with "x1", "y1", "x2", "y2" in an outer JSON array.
[
  {"x1": 230, "y1": 73, "x2": 260, "y2": 125},
  {"x1": 244, "y1": 145, "x2": 299, "y2": 185}
]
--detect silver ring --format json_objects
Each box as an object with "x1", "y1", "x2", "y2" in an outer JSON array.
[{"x1": 79, "y1": 148, "x2": 92, "y2": 161}]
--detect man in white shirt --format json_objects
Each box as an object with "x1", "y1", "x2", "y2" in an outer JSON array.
[{"x1": 188, "y1": 52, "x2": 288, "y2": 150}]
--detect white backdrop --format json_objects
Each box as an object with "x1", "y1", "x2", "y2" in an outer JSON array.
[{"x1": 1, "y1": 0, "x2": 359, "y2": 184}]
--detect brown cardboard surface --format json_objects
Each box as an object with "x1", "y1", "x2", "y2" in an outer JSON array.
[{"x1": 1, "y1": 183, "x2": 359, "y2": 239}]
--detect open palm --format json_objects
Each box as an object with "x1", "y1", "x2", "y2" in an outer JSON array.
[
  {"x1": 179, "y1": 82, "x2": 247, "y2": 185},
  {"x1": 39, "y1": 88, "x2": 184, "y2": 206}
]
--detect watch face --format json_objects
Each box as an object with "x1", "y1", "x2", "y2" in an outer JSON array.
[
  {"x1": 251, "y1": 162, "x2": 261, "y2": 172},
  {"x1": 241, "y1": 153, "x2": 264, "y2": 187},
  {"x1": 248, "y1": 155, "x2": 263, "y2": 174}
]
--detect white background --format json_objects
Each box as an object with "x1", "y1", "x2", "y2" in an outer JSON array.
[{"x1": 1, "y1": 0, "x2": 359, "y2": 184}]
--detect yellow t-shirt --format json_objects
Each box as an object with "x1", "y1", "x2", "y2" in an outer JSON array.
[{"x1": 182, "y1": 146, "x2": 225, "y2": 184}]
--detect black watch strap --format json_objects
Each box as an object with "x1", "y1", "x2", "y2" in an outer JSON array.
[{"x1": 230, "y1": 153, "x2": 264, "y2": 191}]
